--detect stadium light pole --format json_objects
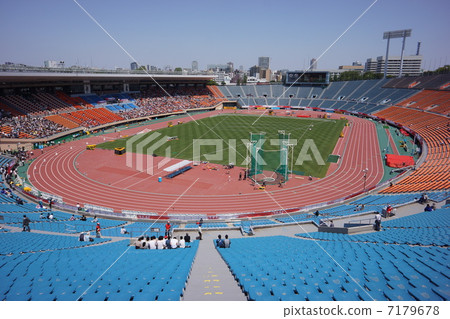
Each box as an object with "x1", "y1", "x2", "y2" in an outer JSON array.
[{"x1": 383, "y1": 29, "x2": 412, "y2": 79}]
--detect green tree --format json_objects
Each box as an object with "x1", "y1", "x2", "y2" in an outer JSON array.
[
  {"x1": 174, "y1": 67, "x2": 182, "y2": 72},
  {"x1": 206, "y1": 79, "x2": 219, "y2": 86}
]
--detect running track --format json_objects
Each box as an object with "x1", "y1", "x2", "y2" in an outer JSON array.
[{"x1": 28, "y1": 110, "x2": 384, "y2": 216}]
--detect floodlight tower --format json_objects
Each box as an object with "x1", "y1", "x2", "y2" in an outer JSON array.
[{"x1": 383, "y1": 29, "x2": 412, "y2": 78}]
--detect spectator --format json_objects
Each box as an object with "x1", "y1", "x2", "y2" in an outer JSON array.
[
  {"x1": 143, "y1": 236, "x2": 150, "y2": 249},
  {"x1": 95, "y1": 223, "x2": 101, "y2": 238},
  {"x1": 80, "y1": 215, "x2": 87, "y2": 221},
  {"x1": 418, "y1": 193, "x2": 428, "y2": 204},
  {"x1": 424, "y1": 204, "x2": 433, "y2": 212},
  {"x1": 374, "y1": 212, "x2": 382, "y2": 231},
  {"x1": 223, "y1": 235, "x2": 231, "y2": 248},
  {"x1": 184, "y1": 233, "x2": 191, "y2": 243},
  {"x1": 198, "y1": 224, "x2": 202, "y2": 240},
  {"x1": 120, "y1": 226, "x2": 129, "y2": 235},
  {"x1": 135, "y1": 236, "x2": 143, "y2": 249},
  {"x1": 148, "y1": 236, "x2": 157, "y2": 249},
  {"x1": 216, "y1": 235, "x2": 224, "y2": 248},
  {"x1": 22, "y1": 214, "x2": 30, "y2": 232},
  {"x1": 178, "y1": 236, "x2": 186, "y2": 248},
  {"x1": 329, "y1": 220, "x2": 334, "y2": 227},
  {"x1": 156, "y1": 235, "x2": 166, "y2": 249},
  {"x1": 170, "y1": 236, "x2": 178, "y2": 249},
  {"x1": 165, "y1": 236, "x2": 171, "y2": 249}
]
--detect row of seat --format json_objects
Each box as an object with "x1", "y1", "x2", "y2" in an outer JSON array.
[
  {"x1": 1, "y1": 240, "x2": 199, "y2": 301},
  {"x1": 217, "y1": 235, "x2": 449, "y2": 301}
]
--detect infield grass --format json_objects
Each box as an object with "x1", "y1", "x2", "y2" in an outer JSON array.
[{"x1": 97, "y1": 114, "x2": 346, "y2": 178}]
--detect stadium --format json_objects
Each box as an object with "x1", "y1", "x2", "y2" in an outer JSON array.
[{"x1": 0, "y1": 0, "x2": 449, "y2": 313}]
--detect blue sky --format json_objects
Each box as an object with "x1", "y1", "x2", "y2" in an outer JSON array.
[{"x1": 1, "y1": 0, "x2": 449, "y2": 71}]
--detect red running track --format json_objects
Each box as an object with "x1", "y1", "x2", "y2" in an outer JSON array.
[{"x1": 28, "y1": 110, "x2": 384, "y2": 216}]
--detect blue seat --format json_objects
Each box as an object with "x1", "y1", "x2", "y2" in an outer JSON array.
[
  {"x1": 295, "y1": 284, "x2": 319, "y2": 300},
  {"x1": 408, "y1": 287, "x2": 444, "y2": 301},
  {"x1": 107, "y1": 290, "x2": 134, "y2": 301},
  {"x1": 271, "y1": 285, "x2": 296, "y2": 301},
  {"x1": 431, "y1": 287, "x2": 450, "y2": 301},
  {"x1": 157, "y1": 289, "x2": 180, "y2": 301},
  {"x1": 383, "y1": 288, "x2": 415, "y2": 301},
  {"x1": 247, "y1": 285, "x2": 277, "y2": 301},
  {"x1": 132, "y1": 290, "x2": 157, "y2": 301}
]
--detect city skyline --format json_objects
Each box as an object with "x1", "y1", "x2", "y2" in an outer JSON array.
[{"x1": 1, "y1": 0, "x2": 449, "y2": 72}]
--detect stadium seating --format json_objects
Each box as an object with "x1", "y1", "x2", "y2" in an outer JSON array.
[
  {"x1": 375, "y1": 106, "x2": 449, "y2": 193},
  {"x1": 217, "y1": 232, "x2": 449, "y2": 301},
  {"x1": 1, "y1": 239, "x2": 198, "y2": 301}
]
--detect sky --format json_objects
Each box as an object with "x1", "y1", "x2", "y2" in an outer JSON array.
[{"x1": 0, "y1": 0, "x2": 449, "y2": 71}]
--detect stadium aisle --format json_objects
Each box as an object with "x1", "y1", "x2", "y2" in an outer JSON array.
[{"x1": 183, "y1": 230, "x2": 247, "y2": 301}]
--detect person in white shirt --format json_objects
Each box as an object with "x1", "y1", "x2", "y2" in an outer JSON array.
[
  {"x1": 178, "y1": 237, "x2": 186, "y2": 248},
  {"x1": 148, "y1": 236, "x2": 157, "y2": 249},
  {"x1": 156, "y1": 236, "x2": 166, "y2": 249},
  {"x1": 120, "y1": 226, "x2": 129, "y2": 235},
  {"x1": 170, "y1": 236, "x2": 178, "y2": 249}
]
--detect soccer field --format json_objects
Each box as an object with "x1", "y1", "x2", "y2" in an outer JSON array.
[{"x1": 97, "y1": 114, "x2": 346, "y2": 178}]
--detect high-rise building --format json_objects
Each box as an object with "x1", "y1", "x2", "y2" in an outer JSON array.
[
  {"x1": 364, "y1": 55, "x2": 423, "y2": 76},
  {"x1": 249, "y1": 65, "x2": 260, "y2": 77},
  {"x1": 227, "y1": 62, "x2": 234, "y2": 73},
  {"x1": 130, "y1": 62, "x2": 138, "y2": 70},
  {"x1": 258, "y1": 57, "x2": 270, "y2": 69},
  {"x1": 192, "y1": 61, "x2": 198, "y2": 71},
  {"x1": 310, "y1": 58, "x2": 317, "y2": 70}
]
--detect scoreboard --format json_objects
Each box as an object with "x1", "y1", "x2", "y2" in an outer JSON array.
[{"x1": 285, "y1": 71, "x2": 330, "y2": 85}]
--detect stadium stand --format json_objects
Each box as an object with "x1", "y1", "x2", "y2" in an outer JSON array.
[
  {"x1": 0, "y1": 239, "x2": 198, "y2": 301},
  {"x1": 375, "y1": 106, "x2": 450, "y2": 193},
  {"x1": 396, "y1": 89, "x2": 450, "y2": 115},
  {"x1": 217, "y1": 234, "x2": 449, "y2": 301}
]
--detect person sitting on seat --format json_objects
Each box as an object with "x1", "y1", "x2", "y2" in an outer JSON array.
[
  {"x1": 184, "y1": 233, "x2": 191, "y2": 243},
  {"x1": 148, "y1": 236, "x2": 157, "y2": 249},
  {"x1": 178, "y1": 236, "x2": 186, "y2": 248},
  {"x1": 223, "y1": 234, "x2": 231, "y2": 248},
  {"x1": 170, "y1": 236, "x2": 178, "y2": 249},
  {"x1": 418, "y1": 193, "x2": 428, "y2": 204},
  {"x1": 156, "y1": 236, "x2": 166, "y2": 249},
  {"x1": 329, "y1": 220, "x2": 334, "y2": 227},
  {"x1": 135, "y1": 236, "x2": 144, "y2": 249},
  {"x1": 424, "y1": 204, "x2": 433, "y2": 212},
  {"x1": 120, "y1": 226, "x2": 129, "y2": 235},
  {"x1": 216, "y1": 235, "x2": 225, "y2": 248}
]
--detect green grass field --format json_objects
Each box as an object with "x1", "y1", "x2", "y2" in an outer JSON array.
[{"x1": 97, "y1": 114, "x2": 346, "y2": 178}]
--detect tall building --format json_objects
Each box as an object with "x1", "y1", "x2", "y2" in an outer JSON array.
[
  {"x1": 226, "y1": 62, "x2": 234, "y2": 73},
  {"x1": 249, "y1": 65, "x2": 260, "y2": 77},
  {"x1": 130, "y1": 62, "x2": 138, "y2": 70},
  {"x1": 310, "y1": 58, "x2": 317, "y2": 70},
  {"x1": 258, "y1": 57, "x2": 270, "y2": 69},
  {"x1": 192, "y1": 61, "x2": 198, "y2": 71},
  {"x1": 364, "y1": 55, "x2": 423, "y2": 76}
]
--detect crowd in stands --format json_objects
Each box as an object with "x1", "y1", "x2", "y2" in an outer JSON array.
[
  {"x1": 0, "y1": 86, "x2": 221, "y2": 139},
  {"x1": 0, "y1": 115, "x2": 66, "y2": 138},
  {"x1": 119, "y1": 90, "x2": 220, "y2": 120}
]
